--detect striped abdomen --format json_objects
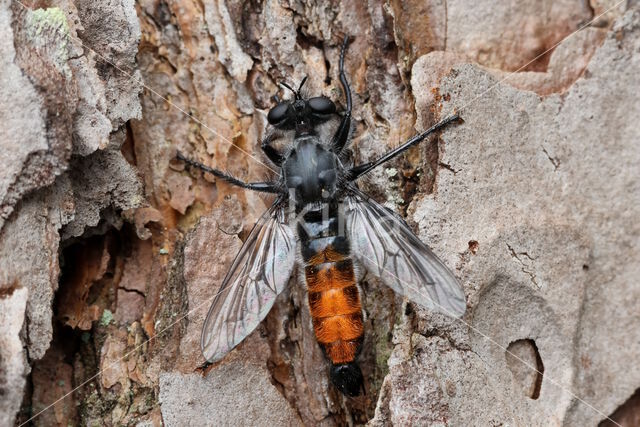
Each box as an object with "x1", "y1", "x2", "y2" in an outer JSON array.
[
  {"x1": 298, "y1": 206, "x2": 364, "y2": 368},
  {"x1": 305, "y1": 249, "x2": 364, "y2": 364}
]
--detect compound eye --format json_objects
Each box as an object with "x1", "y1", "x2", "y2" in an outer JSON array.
[
  {"x1": 267, "y1": 102, "x2": 290, "y2": 125},
  {"x1": 308, "y1": 96, "x2": 336, "y2": 115}
]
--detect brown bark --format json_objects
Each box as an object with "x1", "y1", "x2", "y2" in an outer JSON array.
[{"x1": 2, "y1": 1, "x2": 640, "y2": 426}]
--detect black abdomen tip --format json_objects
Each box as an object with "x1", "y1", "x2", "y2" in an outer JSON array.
[{"x1": 330, "y1": 362, "x2": 364, "y2": 397}]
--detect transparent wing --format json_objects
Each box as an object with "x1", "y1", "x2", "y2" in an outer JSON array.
[
  {"x1": 201, "y1": 201, "x2": 297, "y2": 362},
  {"x1": 345, "y1": 188, "x2": 466, "y2": 317}
]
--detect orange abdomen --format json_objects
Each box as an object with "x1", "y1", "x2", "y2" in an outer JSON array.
[{"x1": 305, "y1": 251, "x2": 364, "y2": 364}]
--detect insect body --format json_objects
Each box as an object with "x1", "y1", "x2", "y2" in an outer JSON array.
[
  {"x1": 177, "y1": 38, "x2": 466, "y2": 397},
  {"x1": 300, "y1": 203, "x2": 365, "y2": 395}
]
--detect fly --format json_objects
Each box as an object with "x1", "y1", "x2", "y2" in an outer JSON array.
[{"x1": 176, "y1": 37, "x2": 466, "y2": 397}]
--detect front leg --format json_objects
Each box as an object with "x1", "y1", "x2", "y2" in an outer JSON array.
[
  {"x1": 347, "y1": 114, "x2": 460, "y2": 180},
  {"x1": 176, "y1": 152, "x2": 281, "y2": 193},
  {"x1": 332, "y1": 37, "x2": 353, "y2": 154},
  {"x1": 261, "y1": 134, "x2": 285, "y2": 166}
]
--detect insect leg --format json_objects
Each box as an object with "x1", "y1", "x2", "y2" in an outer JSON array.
[
  {"x1": 347, "y1": 114, "x2": 460, "y2": 180},
  {"x1": 332, "y1": 37, "x2": 352, "y2": 153},
  {"x1": 261, "y1": 135, "x2": 285, "y2": 166},
  {"x1": 176, "y1": 152, "x2": 281, "y2": 193}
]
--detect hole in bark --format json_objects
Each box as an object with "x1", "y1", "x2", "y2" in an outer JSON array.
[
  {"x1": 56, "y1": 234, "x2": 116, "y2": 330},
  {"x1": 121, "y1": 121, "x2": 137, "y2": 166},
  {"x1": 505, "y1": 339, "x2": 544, "y2": 399},
  {"x1": 295, "y1": 26, "x2": 325, "y2": 52},
  {"x1": 404, "y1": 302, "x2": 414, "y2": 316},
  {"x1": 598, "y1": 387, "x2": 640, "y2": 427},
  {"x1": 324, "y1": 56, "x2": 332, "y2": 85}
]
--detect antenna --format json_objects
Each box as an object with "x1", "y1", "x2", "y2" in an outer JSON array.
[
  {"x1": 280, "y1": 82, "x2": 298, "y2": 99},
  {"x1": 280, "y1": 77, "x2": 308, "y2": 100},
  {"x1": 297, "y1": 76, "x2": 308, "y2": 95}
]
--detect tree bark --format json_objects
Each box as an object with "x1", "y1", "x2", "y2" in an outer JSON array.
[{"x1": 1, "y1": 0, "x2": 639, "y2": 426}]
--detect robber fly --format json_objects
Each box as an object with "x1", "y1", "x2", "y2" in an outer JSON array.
[{"x1": 176, "y1": 38, "x2": 466, "y2": 397}]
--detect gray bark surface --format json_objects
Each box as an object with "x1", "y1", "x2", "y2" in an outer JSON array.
[{"x1": 0, "y1": 1, "x2": 638, "y2": 426}]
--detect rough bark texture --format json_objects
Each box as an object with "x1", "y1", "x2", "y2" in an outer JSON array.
[{"x1": 1, "y1": 0, "x2": 639, "y2": 426}]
